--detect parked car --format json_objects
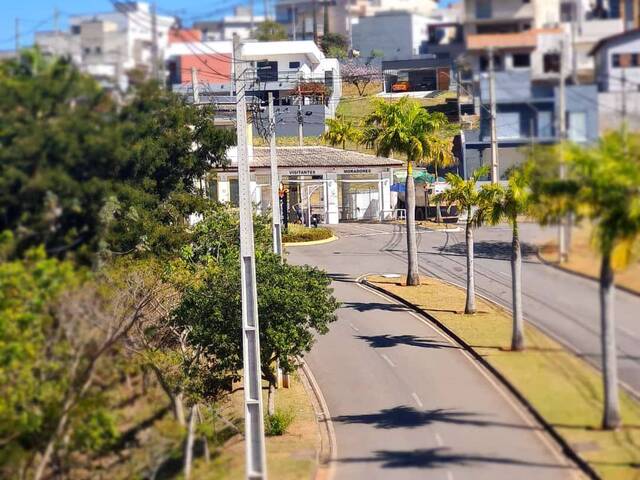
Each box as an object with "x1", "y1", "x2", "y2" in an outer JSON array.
[{"x1": 391, "y1": 81, "x2": 410, "y2": 92}]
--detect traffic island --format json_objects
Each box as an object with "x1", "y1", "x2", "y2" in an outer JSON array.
[
  {"x1": 364, "y1": 274, "x2": 640, "y2": 480},
  {"x1": 192, "y1": 372, "x2": 320, "y2": 480},
  {"x1": 282, "y1": 225, "x2": 337, "y2": 247}
]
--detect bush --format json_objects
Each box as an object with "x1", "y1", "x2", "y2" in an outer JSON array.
[
  {"x1": 264, "y1": 408, "x2": 295, "y2": 436},
  {"x1": 282, "y1": 224, "x2": 333, "y2": 243}
]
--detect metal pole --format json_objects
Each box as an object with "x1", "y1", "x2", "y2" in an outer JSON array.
[
  {"x1": 250, "y1": 0, "x2": 255, "y2": 33},
  {"x1": 233, "y1": 34, "x2": 268, "y2": 480},
  {"x1": 312, "y1": 0, "x2": 318, "y2": 44},
  {"x1": 191, "y1": 67, "x2": 200, "y2": 104},
  {"x1": 488, "y1": 47, "x2": 499, "y2": 183},
  {"x1": 291, "y1": 7, "x2": 297, "y2": 41},
  {"x1": 151, "y1": 1, "x2": 159, "y2": 82},
  {"x1": 297, "y1": 83, "x2": 304, "y2": 147},
  {"x1": 268, "y1": 92, "x2": 283, "y2": 257},
  {"x1": 15, "y1": 18, "x2": 20, "y2": 54},
  {"x1": 558, "y1": 39, "x2": 568, "y2": 264}
]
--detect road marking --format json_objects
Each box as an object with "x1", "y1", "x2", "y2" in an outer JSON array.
[
  {"x1": 411, "y1": 392, "x2": 423, "y2": 408},
  {"x1": 446, "y1": 471, "x2": 454, "y2": 480},
  {"x1": 349, "y1": 323, "x2": 360, "y2": 332},
  {"x1": 434, "y1": 432, "x2": 444, "y2": 447},
  {"x1": 380, "y1": 353, "x2": 395, "y2": 367}
]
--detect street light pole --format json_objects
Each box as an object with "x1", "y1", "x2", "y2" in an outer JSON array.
[
  {"x1": 268, "y1": 92, "x2": 282, "y2": 258},
  {"x1": 233, "y1": 34, "x2": 268, "y2": 480},
  {"x1": 488, "y1": 47, "x2": 499, "y2": 184},
  {"x1": 558, "y1": 39, "x2": 569, "y2": 264}
]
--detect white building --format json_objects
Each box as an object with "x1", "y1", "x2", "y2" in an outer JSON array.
[
  {"x1": 195, "y1": 7, "x2": 265, "y2": 41},
  {"x1": 35, "y1": 2, "x2": 175, "y2": 89}
]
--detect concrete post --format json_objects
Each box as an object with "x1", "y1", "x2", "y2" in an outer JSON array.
[{"x1": 325, "y1": 173, "x2": 339, "y2": 224}]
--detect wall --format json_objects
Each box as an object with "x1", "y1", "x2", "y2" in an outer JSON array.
[
  {"x1": 352, "y1": 13, "x2": 423, "y2": 59},
  {"x1": 253, "y1": 104, "x2": 327, "y2": 137},
  {"x1": 598, "y1": 91, "x2": 640, "y2": 132}
]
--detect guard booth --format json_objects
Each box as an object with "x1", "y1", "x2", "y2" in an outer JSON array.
[{"x1": 211, "y1": 146, "x2": 403, "y2": 224}]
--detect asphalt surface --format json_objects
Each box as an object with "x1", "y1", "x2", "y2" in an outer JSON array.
[{"x1": 287, "y1": 223, "x2": 586, "y2": 480}]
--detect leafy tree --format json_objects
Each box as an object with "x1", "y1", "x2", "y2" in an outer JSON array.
[
  {"x1": 478, "y1": 167, "x2": 532, "y2": 351},
  {"x1": 320, "y1": 33, "x2": 349, "y2": 59},
  {"x1": 435, "y1": 166, "x2": 489, "y2": 314},
  {"x1": 341, "y1": 60, "x2": 381, "y2": 96},
  {"x1": 0, "y1": 50, "x2": 234, "y2": 264},
  {"x1": 254, "y1": 20, "x2": 288, "y2": 41},
  {"x1": 535, "y1": 130, "x2": 640, "y2": 429},
  {"x1": 322, "y1": 115, "x2": 361, "y2": 149},
  {"x1": 362, "y1": 98, "x2": 456, "y2": 285}
]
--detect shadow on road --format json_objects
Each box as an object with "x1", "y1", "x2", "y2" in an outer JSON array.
[
  {"x1": 338, "y1": 447, "x2": 568, "y2": 470},
  {"x1": 328, "y1": 273, "x2": 357, "y2": 283},
  {"x1": 341, "y1": 301, "x2": 409, "y2": 313},
  {"x1": 333, "y1": 406, "x2": 542, "y2": 432},
  {"x1": 355, "y1": 334, "x2": 456, "y2": 350},
  {"x1": 437, "y1": 241, "x2": 539, "y2": 262}
]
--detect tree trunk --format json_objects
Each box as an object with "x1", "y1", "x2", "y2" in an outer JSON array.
[
  {"x1": 465, "y1": 215, "x2": 476, "y2": 314},
  {"x1": 434, "y1": 165, "x2": 443, "y2": 223},
  {"x1": 405, "y1": 161, "x2": 420, "y2": 286},
  {"x1": 151, "y1": 364, "x2": 186, "y2": 426},
  {"x1": 196, "y1": 405, "x2": 210, "y2": 463},
  {"x1": 268, "y1": 381, "x2": 276, "y2": 416},
  {"x1": 510, "y1": 220, "x2": 524, "y2": 351},
  {"x1": 600, "y1": 253, "x2": 621, "y2": 429},
  {"x1": 175, "y1": 393, "x2": 186, "y2": 427},
  {"x1": 33, "y1": 394, "x2": 74, "y2": 480},
  {"x1": 183, "y1": 405, "x2": 197, "y2": 480}
]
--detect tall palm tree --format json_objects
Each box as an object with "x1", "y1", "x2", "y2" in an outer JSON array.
[
  {"x1": 537, "y1": 130, "x2": 640, "y2": 430},
  {"x1": 322, "y1": 115, "x2": 361, "y2": 149},
  {"x1": 478, "y1": 167, "x2": 531, "y2": 351},
  {"x1": 435, "y1": 166, "x2": 489, "y2": 314},
  {"x1": 362, "y1": 98, "x2": 455, "y2": 286},
  {"x1": 427, "y1": 125, "x2": 458, "y2": 223}
]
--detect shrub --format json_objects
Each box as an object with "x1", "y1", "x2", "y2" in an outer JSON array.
[
  {"x1": 264, "y1": 408, "x2": 295, "y2": 436},
  {"x1": 282, "y1": 225, "x2": 333, "y2": 243}
]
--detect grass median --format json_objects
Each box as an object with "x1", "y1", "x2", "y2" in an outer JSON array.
[
  {"x1": 282, "y1": 224, "x2": 334, "y2": 244},
  {"x1": 193, "y1": 372, "x2": 319, "y2": 479},
  {"x1": 367, "y1": 274, "x2": 640, "y2": 480}
]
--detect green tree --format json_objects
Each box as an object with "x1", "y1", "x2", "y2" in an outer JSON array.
[
  {"x1": 0, "y1": 50, "x2": 234, "y2": 263},
  {"x1": 322, "y1": 115, "x2": 361, "y2": 149},
  {"x1": 254, "y1": 20, "x2": 288, "y2": 41},
  {"x1": 478, "y1": 167, "x2": 531, "y2": 351},
  {"x1": 427, "y1": 121, "x2": 458, "y2": 223},
  {"x1": 435, "y1": 166, "x2": 489, "y2": 314},
  {"x1": 536, "y1": 131, "x2": 640, "y2": 429},
  {"x1": 363, "y1": 98, "x2": 456, "y2": 285},
  {"x1": 320, "y1": 33, "x2": 349, "y2": 59}
]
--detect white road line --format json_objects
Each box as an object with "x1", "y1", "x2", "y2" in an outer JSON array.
[
  {"x1": 411, "y1": 392, "x2": 423, "y2": 408},
  {"x1": 380, "y1": 353, "x2": 396, "y2": 367},
  {"x1": 446, "y1": 470, "x2": 454, "y2": 480},
  {"x1": 349, "y1": 322, "x2": 360, "y2": 332},
  {"x1": 434, "y1": 432, "x2": 444, "y2": 447}
]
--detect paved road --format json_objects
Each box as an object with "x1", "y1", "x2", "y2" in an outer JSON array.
[{"x1": 287, "y1": 225, "x2": 581, "y2": 480}]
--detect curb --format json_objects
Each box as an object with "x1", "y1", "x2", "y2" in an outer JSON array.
[
  {"x1": 283, "y1": 235, "x2": 338, "y2": 247},
  {"x1": 297, "y1": 358, "x2": 337, "y2": 480},
  {"x1": 535, "y1": 250, "x2": 640, "y2": 298},
  {"x1": 361, "y1": 278, "x2": 601, "y2": 480}
]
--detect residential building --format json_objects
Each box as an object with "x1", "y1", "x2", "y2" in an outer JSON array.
[
  {"x1": 590, "y1": 28, "x2": 640, "y2": 131},
  {"x1": 463, "y1": 0, "x2": 561, "y2": 35},
  {"x1": 195, "y1": 7, "x2": 265, "y2": 41},
  {"x1": 166, "y1": 40, "x2": 341, "y2": 136},
  {"x1": 35, "y1": 2, "x2": 175, "y2": 89},
  {"x1": 352, "y1": 12, "x2": 435, "y2": 60},
  {"x1": 382, "y1": 56, "x2": 454, "y2": 93}
]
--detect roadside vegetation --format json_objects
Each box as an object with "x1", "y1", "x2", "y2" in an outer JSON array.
[
  {"x1": 282, "y1": 224, "x2": 334, "y2": 243},
  {"x1": 0, "y1": 50, "x2": 338, "y2": 479}
]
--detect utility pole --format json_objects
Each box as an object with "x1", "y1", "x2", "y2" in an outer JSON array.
[
  {"x1": 191, "y1": 67, "x2": 200, "y2": 104},
  {"x1": 312, "y1": 0, "x2": 318, "y2": 44},
  {"x1": 297, "y1": 84, "x2": 304, "y2": 147},
  {"x1": 268, "y1": 92, "x2": 283, "y2": 258},
  {"x1": 621, "y1": 68, "x2": 627, "y2": 126},
  {"x1": 558, "y1": 39, "x2": 569, "y2": 264},
  {"x1": 571, "y1": 0, "x2": 579, "y2": 84},
  {"x1": 456, "y1": 64, "x2": 466, "y2": 178},
  {"x1": 291, "y1": 7, "x2": 297, "y2": 41},
  {"x1": 151, "y1": 1, "x2": 159, "y2": 82},
  {"x1": 488, "y1": 47, "x2": 499, "y2": 183},
  {"x1": 250, "y1": 0, "x2": 255, "y2": 33},
  {"x1": 15, "y1": 18, "x2": 20, "y2": 54},
  {"x1": 264, "y1": 0, "x2": 270, "y2": 21},
  {"x1": 232, "y1": 34, "x2": 268, "y2": 480}
]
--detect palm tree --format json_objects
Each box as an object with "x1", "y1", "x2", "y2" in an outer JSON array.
[
  {"x1": 362, "y1": 98, "x2": 455, "y2": 286},
  {"x1": 322, "y1": 115, "x2": 361, "y2": 150},
  {"x1": 435, "y1": 166, "x2": 489, "y2": 314},
  {"x1": 478, "y1": 167, "x2": 531, "y2": 351},
  {"x1": 537, "y1": 130, "x2": 640, "y2": 429},
  {"x1": 427, "y1": 125, "x2": 458, "y2": 223}
]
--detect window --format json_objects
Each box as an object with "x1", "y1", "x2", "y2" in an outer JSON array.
[
  {"x1": 324, "y1": 70, "x2": 334, "y2": 88},
  {"x1": 83, "y1": 47, "x2": 91, "y2": 54},
  {"x1": 256, "y1": 61, "x2": 278, "y2": 81},
  {"x1": 612, "y1": 54, "x2": 621, "y2": 67},
  {"x1": 538, "y1": 111, "x2": 553, "y2": 138},
  {"x1": 632, "y1": 53, "x2": 640, "y2": 67},
  {"x1": 289, "y1": 61, "x2": 301, "y2": 69},
  {"x1": 512, "y1": 53, "x2": 531, "y2": 68},
  {"x1": 476, "y1": 0, "x2": 491, "y2": 19},
  {"x1": 480, "y1": 54, "x2": 502, "y2": 72},
  {"x1": 543, "y1": 53, "x2": 560, "y2": 73},
  {"x1": 71, "y1": 25, "x2": 81, "y2": 35},
  {"x1": 496, "y1": 112, "x2": 521, "y2": 139},
  {"x1": 568, "y1": 112, "x2": 587, "y2": 142},
  {"x1": 95, "y1": 46, "x2": 102, "y2": 54}
]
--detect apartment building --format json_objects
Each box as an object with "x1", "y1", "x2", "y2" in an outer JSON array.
[
  {"x1": 194, "y1": 7, "x2": 265, "y2": 41},
  {"x1": 35, "y1": 2, "x2": 175, "y2": 89}
]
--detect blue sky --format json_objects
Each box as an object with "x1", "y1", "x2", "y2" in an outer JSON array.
[{"x1": 0, "y1": 0, "x2": 457, "y2": 52}]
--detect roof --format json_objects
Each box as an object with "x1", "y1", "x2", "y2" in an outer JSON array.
[
  {"x1": 241, "y1": 41, "x2": 325, "y2": 65},
  {"x1": 589, "y1": 28, "x2": 640, "y2": 56},
  {"x1": 467, "y1": 28, "x2": 563, "y2": 51},
  {"x1": 250, "y1": 146, "x2": 404, "y2": 169}
]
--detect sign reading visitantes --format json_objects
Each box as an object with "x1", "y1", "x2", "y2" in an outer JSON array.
[{"x1": 287, "y1": 170, "x2": 317, "y2": 175}]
